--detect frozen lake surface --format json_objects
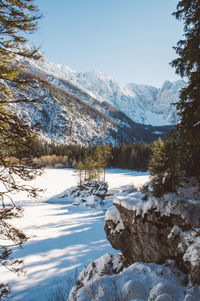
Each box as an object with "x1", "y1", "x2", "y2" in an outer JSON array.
[{"x1": 1, "y1": 168, "x2": 149, "y2": 301}]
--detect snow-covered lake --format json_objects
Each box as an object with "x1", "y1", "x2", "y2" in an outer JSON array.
[{"x1": 2, "y1": 168, "x2": 149, "y2": 301}]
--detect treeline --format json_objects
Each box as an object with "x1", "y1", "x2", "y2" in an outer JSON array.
[
  {"x1": 111, "y1": 142, "x2": 151, "y2": 171},
  {"x1": 30, "y1": 140, "x2": 152, "y2": 171}
]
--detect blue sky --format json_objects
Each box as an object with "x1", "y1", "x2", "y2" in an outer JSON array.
[{"x1": 30, "y1": 0, "x2": 183, "y2": 87}]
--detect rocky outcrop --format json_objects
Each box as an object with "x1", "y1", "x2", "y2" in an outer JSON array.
[
  {"x1": 105, "y1": 196, "x2": 200, "y2": 284},
  {"x1": 61, "y1": 180, "x2": 108, "y2": 208}
]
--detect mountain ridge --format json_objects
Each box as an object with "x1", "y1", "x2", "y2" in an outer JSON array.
[
  {"x1": 21, "y1": 53, "x2": 185, "y2": 126},
  {"x1": 11, "y1": 53, "x2": 185, "y2": 145}
]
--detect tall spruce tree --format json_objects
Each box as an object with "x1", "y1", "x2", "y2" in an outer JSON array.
[
  {"x1": 163, "y1": 131, "x2": 180, "y2": 193},
  {"x1": 149, "y1": 132, "x2": 180, "y2": 197},
  {"x1": 98, "y1": 145, "x2": 112, "y2": 180},
  {"x1": 0, "y1": 1, "x2": 41, "y2": 298},
  {"x1": 171, "y1": 0, "x2": 200, "y2": 178}
]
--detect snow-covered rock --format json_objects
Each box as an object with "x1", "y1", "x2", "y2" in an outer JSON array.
[
  {"x1": 61, "y1": 180, "x2": 108, "y2": 208},
  {"x1": 105, "y1": 191, "x2": 200, "y2": 285},
  {"x1": 68, "y1": 253, "x2": 200, "y2": 301},
  {"x1": 105, "y1": 206, "x2": 125, "y2": 233}
]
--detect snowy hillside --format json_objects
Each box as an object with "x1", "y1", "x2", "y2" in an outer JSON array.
[{"x1": 22, "y1": 54, "x2": 185, "y2": 126}]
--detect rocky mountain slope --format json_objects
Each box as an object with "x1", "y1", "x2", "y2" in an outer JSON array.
[
  {"x1": 11, "y1": 55, "x2": 173, "y2": 145},
  {"x1": 21, "y1": 54, "x2": 185, "y2": 126}
]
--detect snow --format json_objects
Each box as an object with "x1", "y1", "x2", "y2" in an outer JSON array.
[
  {"x1": 1, "y1": 168, "x2": 149, "y2": 301},
  {"x1": 114, "y1": 192, "x2": 200, "y2": 228},
  {"x1": 174, "y1": 228, "x2": 200, "y2": 268},
  {"x1": 69, "y1": 254, "x2": 200, "y2": 301},
  {"x1": 183, "y1": 237, "x2": 200, "y2": 266},
  {"x1": 105, "y1": 206, "x2": 125, "y2": 232},
  {"x1": 105, "y1": 169, "x2": 149, "y2": 189},
  {"x1": 152, "y1": 131, "x2": 164, "y2": 135},
  {"x1": 72, "y1": 253, "x2": 124, "y2": 288},
  {"x1": 167, "y1": 225, "x2": 182, "y2": 240}
]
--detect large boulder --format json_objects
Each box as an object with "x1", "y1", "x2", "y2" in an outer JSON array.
[{"x1": 104, "y1": 192, "x2": 200, "y2": 284}]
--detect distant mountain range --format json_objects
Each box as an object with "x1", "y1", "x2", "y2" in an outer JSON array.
[{"x1": 13, "y1": 53, "x2": 185, "y2": 145}]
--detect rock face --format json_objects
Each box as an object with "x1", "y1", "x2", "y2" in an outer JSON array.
[{"x1": 105, "y1": 197, "x2": 200, "y2": 284}]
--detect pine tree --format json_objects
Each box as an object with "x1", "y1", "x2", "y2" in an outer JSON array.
[
  {"x1": 171, "y1": 0, "x2": 200, "y2": 179},
  {"x1": 149, "y1": 138, "x2": 166, "y2": 197},
  {"x1": 94, "y1": 145, "x2": 112, "y2": 180},
  {"x1": 101, "y1": 145, "x2": 112, "y2": 180},
  {"x1": 0, "y1": 1, "x2": 41, "y2": 298},
  {"x1": 163, "y1": 131, "x2": 180, "y2": 193},
  {"x1": 85, "y1": 157, "x2": 97, "y2": 180},
  {"x1": 95, "y1": 145, "x2": 104, "y2": 179},
  {"x1": 149, "y1": 132, "x2": 180, "y2": 196},
  {"x1": 129, "y1": 148, "x2": 137, "y2": 170},
  {"x1": 75, "y1": 161, "x2": 85, "y2": 184}
]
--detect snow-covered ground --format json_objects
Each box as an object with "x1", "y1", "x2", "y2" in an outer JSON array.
[{"x1": 1, "y1": 168, "x2": 149, "y2": 301}]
